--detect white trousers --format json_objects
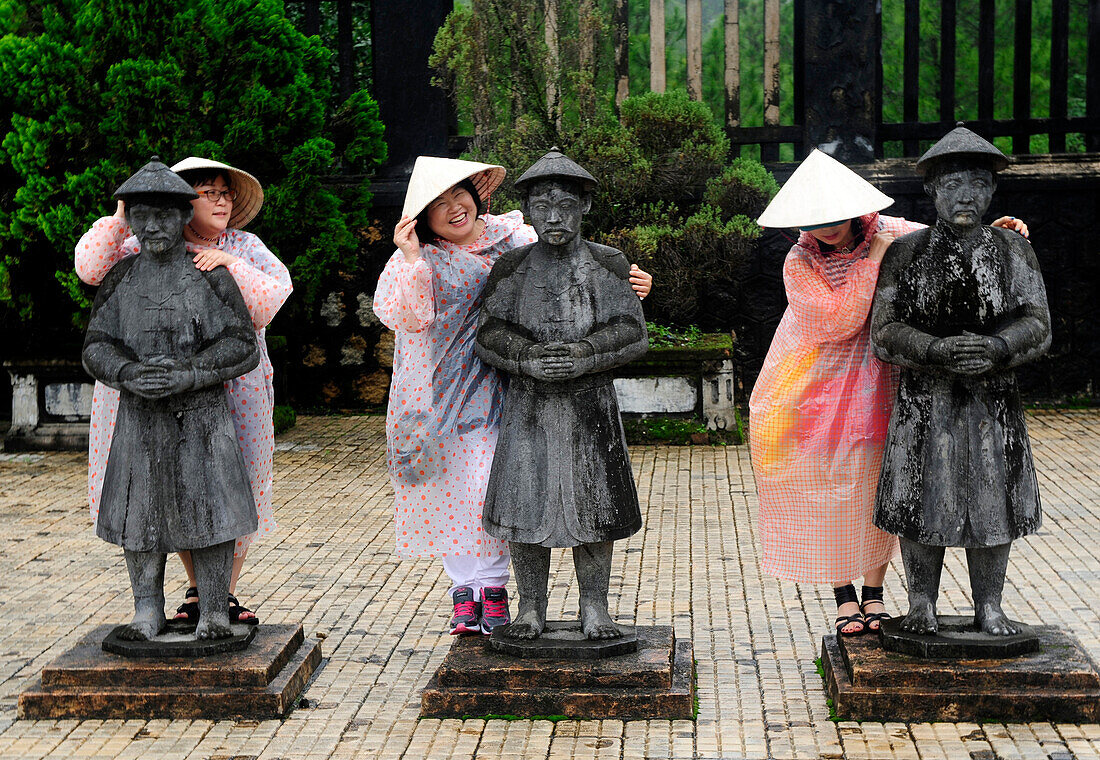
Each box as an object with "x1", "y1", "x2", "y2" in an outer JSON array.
[{"x1": 442, "y1": 552, "x2": 511, "y2": 598}]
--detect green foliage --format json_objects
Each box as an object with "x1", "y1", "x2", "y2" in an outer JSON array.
[
  {"x1": 0, "y1": 0, "x2": 386, "y2": 346},
  {"x1": 647, "y1": 322, "x2": 703, "y2": 349},
  {"x1": 623, "y1": 416, "x2": 742, "y2": 446},
  {"x1": 272, "y1": 404, "x2": 297, "y2": 435}
]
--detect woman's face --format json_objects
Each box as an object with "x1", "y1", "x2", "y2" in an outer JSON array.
[
  {"x1": 190, "y1": 173, "x2": 234, "y2": 234},
  {"x1": 426, "y1": 184, "x2": 479, "y2": 244},
  {"x1": 803, "y1": 219, "x2": 854, "y2": 248}
]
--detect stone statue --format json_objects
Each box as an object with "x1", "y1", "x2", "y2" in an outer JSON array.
[
  {"x1": 82, "y1": 157, "x2": 260, "y2": 641},
  {"x1": 870, "y1": 127, "x2": 1051, "y2": 636},
  {"x1": 475, "y1": 150, "x2": 648, "y2": 641}
]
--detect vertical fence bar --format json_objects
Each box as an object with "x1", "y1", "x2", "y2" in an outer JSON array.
[
  {"x1": 687, "y1": 0, "x2": 703, "y2": 100},
  {"x1": 614, "y1": 0, "x2": 630, "y2": 109},
  {"x1": 337, "y1": 0, "x2": 353, "y2": 100},
  {"x1": 1014, "y1": 0, "x2": 1033, "y2": 153},
  {"x1": 940, "y1": 0, "x2": 956, "y2": 124},
  {"x1": 762, "y1": 0, "x2": 781, "y2": 161},
  {"x1": 725, "y1": 0, "x2": 741, "y2": 130},
  {"x1": 793, "y1": 0, "x2": 805, "y2": 157},
  {"x1": 1089, "y1": 0, "x2": 1100, "y2": 150},
  {"x1": 304, "y1": 0, "x2": 321, "y2": 37},
  {"x1": 1050, "y1": 0, "x2": 1069, "y2": 152},
  {"x1": 650, "y1": 0, "x2": 666, "y2": 93},
  {"x1": 903, "y1": 0, "x2": 920, "y2": 155},
  {"x1": 978, "y1": 0, "x2": 995, "y2": 121}
]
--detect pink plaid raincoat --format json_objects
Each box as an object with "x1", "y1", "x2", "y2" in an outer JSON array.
[
  {"x1": 75, "y1": 216, "x2": 292, "y2": 557},
  {"x1": 749, "y1": 213, "x2": 924, "y2": 582}
]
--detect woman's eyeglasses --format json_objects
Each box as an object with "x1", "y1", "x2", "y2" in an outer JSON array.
[{"x1": 197, "y1": 189, "x2": 237, "y2": 202}]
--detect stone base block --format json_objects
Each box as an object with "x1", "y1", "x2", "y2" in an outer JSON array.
[
  {"x1": 822, "y1": 626, "x2": 1100, "y2": 722},
  {"x1": 421, "y1": 624, "x2": 694, "y2": 719},
  {"x1": 19, "y1": 623, "x2": 321, "y2": 720}
]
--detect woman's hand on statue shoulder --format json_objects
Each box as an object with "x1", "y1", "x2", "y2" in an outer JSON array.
[
  {"x1": 394, "y1": 215, "x2": 422, "y2": 263},
  {"x1": 991, "y1": 216, "x2": 1029, "y2": 238},
  {"x1": 629, "y1": 264, "x2": 652, "y2": 300},
  {"x1": 113, "y1": 200, "x2": 126, "y2": 219},
  {"x1": 192, "y1": 248, "x2": 238, "y2": 271},
  {"x1": 867, "y1": 232, "x2": 895, "y2": 263}
]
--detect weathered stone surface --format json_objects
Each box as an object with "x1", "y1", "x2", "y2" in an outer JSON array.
[
  {"x1": 319, "y1": 381, "x2": 341, "y2": 405},
  {"x1": 320, "y1": 291, "x2": 345, "y2": 327},
  {"x1": 357, "y1": 292, "x2": 381, "y2": 327},
  {"x1": 421, "y1": 626, "x2": 693, "y2": 719},
  {"x1": 340, "y1": 334, "x2": 368, "y2": 366},
  {"x1": 302, "y1": 344, "x2": 326, "y2": 368},
  {"x1": 43, "y1": 382, "x2": 94, "y2": 419},
  {"x1": 374, "y1": 329, "x2": 395, "y2": 369},
  {"x1": 353, "y1": 370, "x2": 389, "y2": 406},
  {"x1": 102, "y1": 620, "x2": 256, "y2": 658},
  {"x1": 880, "y1": 615, "x2": 1039, "y2": 659},
  {"x1": 20, "y1": 623, "x2": 321, "y2": 719},
  {"x1": 489, "y1": 620, "x2": 638, "y2": 660},
  {"x1": 613, "y1": 377, "x2": 697, "y2": 414},
  {"x1": 821, "y1": 627, "x2": 1100, "y2": 722}
]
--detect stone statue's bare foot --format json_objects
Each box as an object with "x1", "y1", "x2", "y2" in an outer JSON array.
[
  {"x1": 580, "y1": 601, "x2": 621, "y2": 640},
  {"x1": 196, "y1": 612, "x2": 233, "y2": 640},
  {"x1": 117, "y1": 605, "x2": 167, "y2": 641},
  {"x1": 506, "y1": 603, "x2": 545, "y2": 640},
  {"x1": 975, "y1": 603, "x2": 1019, "y2": 636},
  {"x1": 899, "y1": 601, "x2": 938, "y2": 635}
]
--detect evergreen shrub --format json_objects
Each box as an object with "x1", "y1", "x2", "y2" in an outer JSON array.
[{"x1": 0, "y1": 0, "x2": 386, "y2": 351}]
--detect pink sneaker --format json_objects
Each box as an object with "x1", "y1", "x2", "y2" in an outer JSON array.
[
  {"x1": 479, "y1": 586, "x2": 510, "y2": 634},
  {"x1": 449, "y1": 586, "x2": 481, "y2": 635}
]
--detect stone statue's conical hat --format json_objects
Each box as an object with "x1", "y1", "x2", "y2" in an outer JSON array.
[
  {"x1": 514, "y1": 148, "x2": 598, "y2": 194},
  {"x1": 401, "y1": 156, "x2": 506, "y2": 219},
  {"x1": 114, "y1": 156, "x2": 199, "y2": 203},
  {"x1": 916, "y1": 124, "x2": 1009, "y2": 176},
  {"x1": 756, "y1": 149, "x2": 893, "y2": 228}
]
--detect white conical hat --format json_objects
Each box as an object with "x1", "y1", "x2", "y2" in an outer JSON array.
[
  {"x1": 170, "y1": 156, "x2": 264, "y2": 229},
  {"x1": 756, "y1": 149, "x2": 893, "y2": 228},
  {"x1": 401, "y1": 156, "x2": 506, "y2": 220}
]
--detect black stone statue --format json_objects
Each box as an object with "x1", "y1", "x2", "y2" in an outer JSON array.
[
  {"x1": 82, "y1": 157, "x2": 260, "y2": 642},
  {"x1": 870, "y1": 127, "x2": 1051, "y2": 636},
  {"x1": 475, "y1": 150, "x2": 648, "y2": 640}
]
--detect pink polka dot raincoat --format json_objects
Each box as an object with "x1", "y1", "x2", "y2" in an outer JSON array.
[
  {"x1": 75, "y1": 216, "x2": 292, "y2": 557},
  {"x1": 373, "y1": 211, "x2": 537, "y2": 558}
]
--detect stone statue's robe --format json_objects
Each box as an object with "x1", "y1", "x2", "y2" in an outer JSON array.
[
  {"x1": 83, "y1": 254, "x2": 260, "y2": 553},
  {"x1": 476, "y1": 241, "x2": 648, "y2": 547},
  {"x1": 870, "y1": 224, "x2": 1051, "y2": 547}
]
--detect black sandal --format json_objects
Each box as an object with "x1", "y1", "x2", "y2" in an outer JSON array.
[
  {"x1": 173, "y1": 587, "x2": 199, "y2": 622},
  {"x1": 834, "y1": 583, "x2": 866, "y2": 636},
  {"x1": 228, "y1": 594, "x2": 259, "y2": 626},
  {"x1": 860, "y1": 585, "x2": 891, "y2": 631}
]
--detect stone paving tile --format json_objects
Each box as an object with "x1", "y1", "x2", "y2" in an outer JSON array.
[{"x1": 1, "y1": 410, "x2": 1099, "y2": 759}]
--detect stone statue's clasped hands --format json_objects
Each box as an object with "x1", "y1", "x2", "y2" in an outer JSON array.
[{"x1": 927, "y1": 331, "x2": 1010, "y2": 376}]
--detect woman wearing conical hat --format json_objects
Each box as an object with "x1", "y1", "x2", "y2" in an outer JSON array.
[
  {"x1": 374, "y1": 157, "x2": 651, "y2": 635},
  {"x1": 749, "y1": 149, "x2": 1027, "y2": 636},
  {"x1": 76, "y1": 157, "x2": 289, "y2": 626}
]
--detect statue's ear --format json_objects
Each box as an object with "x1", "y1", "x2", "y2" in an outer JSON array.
[
  {"x1": 520, "y1": 194, "x2": 530, "y2": 217},
  {"x1": 581, "y1": 192, "x2": 592, "y2": 214},
  {"x1": 182, "y1": 204, "x2": 195, "y2": 225},
  {"x1": 923, "y1": 180, "x2": 936, "y2": 200}
]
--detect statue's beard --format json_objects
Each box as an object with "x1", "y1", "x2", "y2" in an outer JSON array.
[{"x1": 143, "y1": 238, "x2": 172, "y2": 254}]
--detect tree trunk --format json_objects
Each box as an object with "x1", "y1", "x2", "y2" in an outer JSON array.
[
  {"x1": 545, "y1": 0, "x2": 561, "y2": 130},
  {"x1": 763, "y1": 0, "x2": 780, "y2": 126},
  {"x1": 724, "y1": 0, "x2": 740, "y2": 128},
  {"x1": 578, "y1": 0, "x2": 598, "y2": 118},
  {"x1": 650, "y1": 0, "x2": 666, "y2": 92},
  {"x1": 613, "y1": 0, "x2": 629, "y2": 109},
  {"x1": 686, "y1": 0, "x2": 702, "y2": 100}
]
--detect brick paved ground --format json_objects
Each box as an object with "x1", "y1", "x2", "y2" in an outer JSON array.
[{"x1": 0, "y1": 410, "x2": 1098, "y2": 759}]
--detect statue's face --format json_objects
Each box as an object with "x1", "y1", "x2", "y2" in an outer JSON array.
[
  {"x1": 128, "y1": 203, "x2": 188, "y2": 255},
  {"x1": 929, "y1": 168, "x2": 995, "y2": 228},
  {"x1": 524, "y1": 180, "x2": 590, "y2": 247}
]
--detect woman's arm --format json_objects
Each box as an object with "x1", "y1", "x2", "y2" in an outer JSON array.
[
  {"x1": 74, "y1": 203, "x2": 140, "y2": 285},
  {"x1": 373, "y1": 250, "x2": 435, "y2": 332}
]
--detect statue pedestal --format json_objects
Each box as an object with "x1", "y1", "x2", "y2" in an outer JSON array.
[
  {"x1": 821, "y1": 621, "x2": 1100, "y2": 722},
  {"x1": 420, "y1": 623, "x2": 694, "y2": 719},
  {"x1": 19, "y1": 623, "x2": 321, "y2": 719}
]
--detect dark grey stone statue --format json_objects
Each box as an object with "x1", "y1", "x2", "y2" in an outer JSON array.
[
  {"x1": 870, "y1": 127, "x2": 1051, "y2": 636},
  {"x1": 475, "y1": 150, "x2": 648, "y2": 641},
  {"x1": 83, "y1": 157, "x2": 260, "y2": 641}
]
